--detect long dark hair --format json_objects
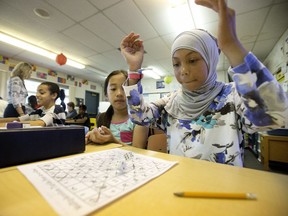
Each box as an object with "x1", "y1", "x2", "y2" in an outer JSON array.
[
  {"x1": 97, "y1": 70, "x2": 128, "y2": 128},
  {"x1": 59, "y1": 89, "x2": 66, "y2": 111}
]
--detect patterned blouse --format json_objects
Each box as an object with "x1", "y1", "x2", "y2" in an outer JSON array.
[
  {"x1": 7, "y1": 76, "x2": 28, "y2": 108},
  {"x1": 123, "y1": 53, "x2": 288, "y2": 166}
]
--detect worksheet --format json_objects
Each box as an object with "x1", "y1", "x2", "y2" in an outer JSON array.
[{"x1": 18, "y1": 148, "x2": 177, "y2": 216}]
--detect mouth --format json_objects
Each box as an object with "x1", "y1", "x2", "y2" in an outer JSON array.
[{"x1": 114, "y1": 100, "x2": 125, "y2": 103}]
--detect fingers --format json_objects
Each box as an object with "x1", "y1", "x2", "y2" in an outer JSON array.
[
  {"x1": 100, "y1": 126, "x2": 112, "y2": 135},
  {"x1": 195, "y1": 0, "x2": 219, "y2": 12},
  {"x1": 120, "y1": 32, "x2": 143, "y2": 51}
]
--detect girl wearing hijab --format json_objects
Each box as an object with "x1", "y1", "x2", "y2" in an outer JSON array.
[{"x1": 119, "y1": 0, "x2": 288, "y2": 166}]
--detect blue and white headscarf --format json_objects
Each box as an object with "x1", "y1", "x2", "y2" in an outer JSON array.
[{"x1": 164, "y1": 29, "x2": 225, "y2": 120}]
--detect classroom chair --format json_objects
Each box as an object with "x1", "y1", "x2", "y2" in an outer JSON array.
[
  {"x1": 147, "y1": 133, "x2": 167, "y2": 153},
  {"x1": 89, "y1": 118, "x2": 97, "y2": 130}
]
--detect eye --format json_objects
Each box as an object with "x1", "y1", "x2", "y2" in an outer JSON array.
[
  {"x1": 189, "y1": 58, "x2": 199, "y2": 64},
  {"x1": 172, "y1": 62, "x2": 180, "y2": 68}
]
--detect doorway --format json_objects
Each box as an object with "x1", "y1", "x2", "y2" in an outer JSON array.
[{"x1": 85, "y1": 91, "x2": 99, "y2": 117}]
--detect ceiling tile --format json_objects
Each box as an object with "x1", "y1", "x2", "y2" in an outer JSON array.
[
  {"x1": 258, "y1": 2, "x2": 288, "y2": 41},
  {"x1": 89, "y1": 0, "x2": 122, "y2": 10},
  {"x1": 144, "y1": 38, "x2": 171, "y2": 60},
  {"x1": 103, "y1": 0, "x2": 158, "y2": 40},
  {"x1": 2, "y1": 0, "x2": 74, "y2": 31},
  {"x1": 62, "y1": 24, "x2": 114, "y2": 52},
  {"x1": 46, "y1": 0, "x2": 98, "y2": 22},
  {"x1": 81, "y1": 13, "x2": 126, "y2": 47}
]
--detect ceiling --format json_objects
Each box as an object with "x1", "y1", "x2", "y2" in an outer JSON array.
[{"x1": 0, "y1": 0, "x2": 288, "y2": 84}]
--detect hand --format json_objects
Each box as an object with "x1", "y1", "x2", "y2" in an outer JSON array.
[
  {"x1": 120, "y1": 32, "x2": 144, "y2": 70},
  {"x1": 85, "y1": 126, "x2": 118, "y2": 144},
  {"x1": 195, "y1": 0, "x2": 247, "y2": 66}
]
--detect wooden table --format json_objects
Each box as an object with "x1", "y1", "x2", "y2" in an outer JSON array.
[
  {"x1": 259, "y1": 133, "x2": 288, "y2": 170},
  {"x1": 0, "y1": 144, "x2": 287, "y2": 216}
]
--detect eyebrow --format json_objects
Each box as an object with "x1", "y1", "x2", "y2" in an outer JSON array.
[{"x1": 172, "y1": 51, "x2": 197, "y2": 59}]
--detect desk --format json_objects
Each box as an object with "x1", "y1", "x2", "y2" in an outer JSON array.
[
  {"x1": 0, "y1": 145, "x2": 287, "y2": 216},
  {"x1": 259, "y1": 133, "x2": 288, "y2": 170}
]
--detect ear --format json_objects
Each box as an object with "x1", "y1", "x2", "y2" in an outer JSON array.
[{"x1": 51, "y1": 92, "x2": 58, "y2": 101}]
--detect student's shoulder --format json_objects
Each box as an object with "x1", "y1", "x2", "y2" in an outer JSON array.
[{"x1": 54, "y1": 105, "x2": 65, "y2": 114}]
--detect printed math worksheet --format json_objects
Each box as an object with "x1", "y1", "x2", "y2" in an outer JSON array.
[{"x1": 18, "y1": 148, "x2": 177, "y2": 216}]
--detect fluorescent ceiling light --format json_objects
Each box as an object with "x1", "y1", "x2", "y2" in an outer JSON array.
[
  {"x1": 0, "y1": 32, "x2": 85, "y2": 69},
  {"x1": 142, "y1": 68, "x2": 161, "y2": 80}
]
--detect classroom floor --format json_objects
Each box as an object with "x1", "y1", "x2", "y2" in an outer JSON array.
[{"x1": 243, "y1": 148, "x2": 288, "y2": 175}]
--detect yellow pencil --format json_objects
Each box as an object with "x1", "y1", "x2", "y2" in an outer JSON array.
[{"x1": 174, "y1": 192, "x2": 257, "y2": 200}]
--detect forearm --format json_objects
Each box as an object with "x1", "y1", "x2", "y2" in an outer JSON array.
[
  {"x1": 15, "y1": 106, "x2": 25, "y2": 116},
  {"x1": 132, "y1": 125, "x2": 149, "y2": 149},
  {"x1": 222, "y1": 42, "x2": 248, "y2": 68}
]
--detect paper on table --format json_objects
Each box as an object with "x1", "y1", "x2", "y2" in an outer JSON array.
[{"x1": 18, "y1": 148, "x2": 177, "y2": 216}]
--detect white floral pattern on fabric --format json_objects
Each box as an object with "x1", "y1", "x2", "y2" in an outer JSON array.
[{"x1": 123, "y1": 53, "x2": 288, "y2": 167}]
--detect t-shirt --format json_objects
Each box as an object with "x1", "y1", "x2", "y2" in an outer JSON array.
[
  {"x1": 19, "y1": 105, "x2": 66, "y2": 126},
  {"x1": 110, "y1": 118, "x2": 135, "y2": 145}
]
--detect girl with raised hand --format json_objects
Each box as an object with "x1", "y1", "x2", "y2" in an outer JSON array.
[{"x1": 119, "y1": 0, "x2": 288, "y2": 166}]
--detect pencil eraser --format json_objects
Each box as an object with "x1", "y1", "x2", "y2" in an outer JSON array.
[{"x1": 6, "y1": 122, "x2": 23, "y2": 129}]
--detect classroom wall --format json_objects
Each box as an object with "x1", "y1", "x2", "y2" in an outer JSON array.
[
  {"x1": 0, "y1": 56, "x2": 103, "y2": 103},
  {"x1": 264, "y1": 28, "x2": 288, "y2": 92}
]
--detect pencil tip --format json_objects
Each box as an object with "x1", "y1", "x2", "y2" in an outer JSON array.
[{"x1": 174, "y1": 192, "x2": 183, "y2": 197}]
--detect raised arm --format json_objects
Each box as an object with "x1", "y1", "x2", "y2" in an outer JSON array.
[
  {"x1": 195, "y1": 0, "x2": 248, "y2": 67},
  {"x1": 120, "y1": 32, "x2": 144, "y2": 71}
]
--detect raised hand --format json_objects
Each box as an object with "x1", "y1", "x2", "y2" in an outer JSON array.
[
  {"x1": 195, "y1": 0, "x2": 247, "y2": 66},
  {"x1": 120, "y1": 32, "x2": 144, "y2": 71}
]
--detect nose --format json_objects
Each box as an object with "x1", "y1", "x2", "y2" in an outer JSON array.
[
  {"x1": 180, "y1": 64, "x2": 188, "y2": 76},
  {"x1": 116, "y1": 88, "x2": 124, "y2": 97}
]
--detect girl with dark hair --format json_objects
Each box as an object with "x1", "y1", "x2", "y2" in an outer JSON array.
[
  {"x1": 86, "y1": 70, "x2": 149, "y2": 145},
  {"x1": 2, "y1": 82, "x2": 66, "y2": 126}
]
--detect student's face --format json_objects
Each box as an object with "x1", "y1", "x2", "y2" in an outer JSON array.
[
  {"x1": 172, "y1": 49, "x2": 208, "y2": 91},
  {"x1": 79, "y1": 108, "x2": 85, "y2": 114},
  {"x1": 67, "y1": 105, "x2": 73, "y2": 112},
  {"x1": 107, "y1": 73, "x2": 127, "y2": 111},
  {"x1": 36, "y1": 84, "x2": 57, "y2": 108}
]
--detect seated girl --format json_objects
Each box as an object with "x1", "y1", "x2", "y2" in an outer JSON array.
[
  {"x1": 1, "y1": 82, "x2": 66, "y2": 127},
  {"x1": 86, "y1": 70, "x2": 148, "y2": 146}
]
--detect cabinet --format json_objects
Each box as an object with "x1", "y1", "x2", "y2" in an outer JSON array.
[{"x1": 259, "y1": 133, "x2": 288, "y2": 170}]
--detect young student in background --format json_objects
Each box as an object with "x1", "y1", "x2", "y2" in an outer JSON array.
[
  {"x1": 2, "y1": 81, "x2": 66, "y2": 126},
  {"x1": 85, "y1": 70, "x2": 148, "y2": 146},
  {"x1": 4, "y1": 62, "x2": 33, "y2": 117},
  {"x1": 72, "y1": 104, "x2": 90, "y2": 129},
  {"x1": 25, "y1": 95, "x2": 39, "y2": 114},
  {"x1": 66, "y1": 102, "x2": 78, "y2": 119},
  {"x1": 119, "y1": 0, "x2": 288, "y2": 166}
]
